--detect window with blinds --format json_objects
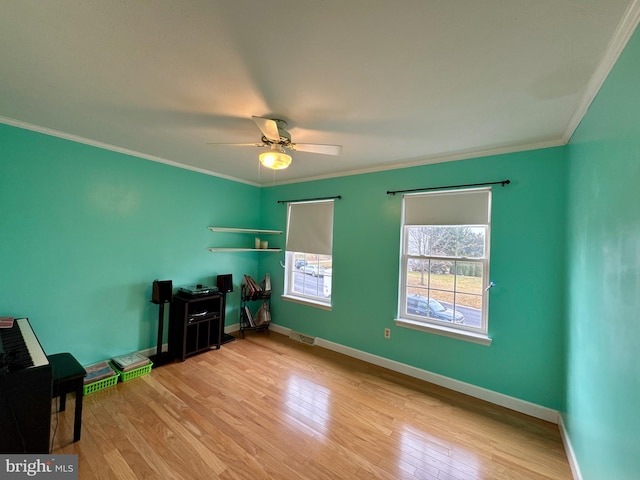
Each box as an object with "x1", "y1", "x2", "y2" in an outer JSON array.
[
  {"x1": 283, "y1": 200, "x2": 334, "y2": 308},
  {"x1": 398, "y1": 188, "x2": 491, "y2": 337}
]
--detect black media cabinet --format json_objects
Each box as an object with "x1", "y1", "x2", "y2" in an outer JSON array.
[{"x1": 168, "y1": 292, "x2": 225, "y2": 361}]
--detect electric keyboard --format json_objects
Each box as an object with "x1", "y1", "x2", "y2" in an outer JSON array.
[
  {"x1": 0, "y1": 317, "x2": 52, "y2": 453},
  {"x1": 0, "y1": 318, "x2": 49, "y2": 371}
]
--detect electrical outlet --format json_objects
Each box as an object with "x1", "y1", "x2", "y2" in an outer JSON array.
[{"x1": 384, "y1": 328, "x2": 391, "y2": 339}]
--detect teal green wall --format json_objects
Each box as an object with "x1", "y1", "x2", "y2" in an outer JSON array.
[
  {"x1": 565, "y1": 27, "x2": 640, "y2": 480},
  {"x1": 260, "y1": 146, "x2": 567, "y2": 410},
  {"x1": 0, "y1": 124, "x2": 262, "y2": 365}
]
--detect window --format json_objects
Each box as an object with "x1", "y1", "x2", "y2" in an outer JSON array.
[
  {"x1": 396, "y1": 188, "x2": 491, "y2": 344},
  {"x1": 284, "y1": 200, "x2": 334, "y2": 309}
]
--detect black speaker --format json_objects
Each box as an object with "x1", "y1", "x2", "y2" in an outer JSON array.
[
  {"x1": 216, "y1": 274, "x2": 233, "y2": 293},
  {"x1": 152, "y1": 280, "x2": 173, "y2": 304}
]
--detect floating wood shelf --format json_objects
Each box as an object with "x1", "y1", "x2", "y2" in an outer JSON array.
[
  {"x1": 208, "y1": 227, "x2": 282, "y2": 235},
  {"x1": 208, "y1": 248, "x2": 282, "y2": 253},
  {"x1": 208, "y1": 227, "x2": 282, "y2": 252}
]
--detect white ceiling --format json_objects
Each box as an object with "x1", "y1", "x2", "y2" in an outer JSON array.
[{"x1": 1, "y1": 1, "x2": 638, "y2": 186}]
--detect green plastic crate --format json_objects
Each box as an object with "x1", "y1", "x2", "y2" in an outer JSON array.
[
  {"x1": 111, "y1": 361, "x2": 153, "y2": 382},
  {"x1": 83, "y1": 373, "x2": 119, "y2": 396}
]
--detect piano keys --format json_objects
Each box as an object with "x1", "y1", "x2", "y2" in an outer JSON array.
[
  {"x1": 0, "y1": 318, "x2": 52, "y2": 453},
  {"x1": 1, "y1": 318, "x2": 49, "y2": 371}
]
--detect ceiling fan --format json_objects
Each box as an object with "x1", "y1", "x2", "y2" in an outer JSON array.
[{"x1": 208, "y1": 116, "x2": 342, "y2": 170}]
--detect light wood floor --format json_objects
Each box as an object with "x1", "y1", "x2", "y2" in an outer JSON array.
[{"x1": 52, "y1": 332, "x2": 572, "y2": 479}]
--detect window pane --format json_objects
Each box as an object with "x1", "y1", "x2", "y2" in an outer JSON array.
[
  {"x1": 455, "y1": 262, "x2": 484, "y2": 295},
  {"x1": 455, "y1": 293, "x2": 482, "y2": 328},
  {"x1": 455, "y1": 227, "x2": 486, "y2": 258},
  {"x1": 407, "y1": 226, "x2": 487, "y2": 258},
  {"x1": 429, "y1": 262, "x2": 455, "y2": 291},
  {"x1": 406, "y1": 227, "x2": 430, "y2": 255},
  {"x1": 428, "y1": 289, "x2": 454, "y2": 306},
  {"x1": 427, "y1": 226, "x2": 458, "y2": 257},
  {"x1": 407, "y1": 259, "x2": 430, "y2": 287},
  {"x1": 431, "y1": 297, "x2": 464, "y2": 324},
  {"x1": 289, "y1": 252, "x2": 332, "y2": 300}
]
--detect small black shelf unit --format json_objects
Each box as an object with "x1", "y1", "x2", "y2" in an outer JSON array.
[
  {"x1": 169, "y1": 292, "x2": 225, "y2": 361},
  {"x1": 239, "y1": 286, "x2": 271, "y2": 338}
]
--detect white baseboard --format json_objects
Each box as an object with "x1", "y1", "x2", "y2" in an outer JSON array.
[
  {"x1": 558, "y1": 414, "x2": 582, "y2": 480},
  {"x1": 139, "y1": 344, "x2": 167, "y2": 358},
  {"x1": 267, "y1": 323, "x2": 559, "y2": 424},
  {"x1": 224, "y1": 323, "x2": 241, "y2": 334}
]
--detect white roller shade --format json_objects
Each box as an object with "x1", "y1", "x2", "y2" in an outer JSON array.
[
  {"x1": 286, "y1": 200, "x2": 334, "y2": 255},
  {"x1": 403, "y1": 188, "x2": 491, "y2": 225}
]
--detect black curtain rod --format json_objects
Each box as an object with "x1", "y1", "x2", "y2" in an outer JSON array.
[
  {"x1": 277, "y1": 195, "x2": 342, "y2": 204},
  {"x1": 387, "y1": 180, "x2": 510, "y2": 196}
]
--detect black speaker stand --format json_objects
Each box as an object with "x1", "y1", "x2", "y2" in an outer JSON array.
[{"x1": 150, "y1": 301, "x2": 173, "y2": 367}]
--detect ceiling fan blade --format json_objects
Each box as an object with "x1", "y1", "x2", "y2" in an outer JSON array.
[
  {"x1": 206, "y1": 142, "x2": 266, "y2": 147},
  {"x1": 290, "y1": 143, "x2": 342, "y2": 156},
  {"x1": 251, "y1": 116, "x2": 280, "y2": 142}
]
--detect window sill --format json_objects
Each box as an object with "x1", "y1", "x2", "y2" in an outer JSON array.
[
  {"x1": 282, "y1": 294, "x2": 332, "y2": 311},
  {"x1": 394, "y1": 318, "x2": 492, "y2": 346}
]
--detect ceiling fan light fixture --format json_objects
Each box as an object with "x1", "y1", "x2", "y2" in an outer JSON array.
[{"x1": 259, "y1": 146, "x2": 292, "y2": 170}]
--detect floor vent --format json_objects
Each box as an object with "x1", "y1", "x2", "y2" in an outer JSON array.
[{"x1": 289, "y1": 331, "x2": 316, "y2": 346}]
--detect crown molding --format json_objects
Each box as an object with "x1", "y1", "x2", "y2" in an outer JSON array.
[
  {"x1": 0, "y1": 115, "x2": 260, "y2": 187},
  {"x1": 266, "y1": 138, "x2": 564, "y2": 187},
  {"x1": 563, "y1": 0, "x2": 640, "y2": 143}
]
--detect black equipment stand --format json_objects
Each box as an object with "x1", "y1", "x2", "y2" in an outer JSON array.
[{"x1": 150, "y1": 300, "x2": 173, "y2": 367}]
